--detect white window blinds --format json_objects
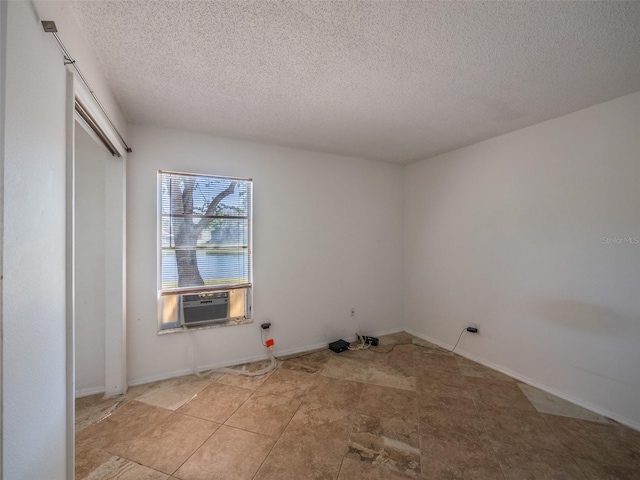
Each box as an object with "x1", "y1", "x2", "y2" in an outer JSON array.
[{"x1": 159, "y1": 171, "x2": 252, "y2": 294}]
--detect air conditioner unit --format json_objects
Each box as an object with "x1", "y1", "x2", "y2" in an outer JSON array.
[{"x1": 181, "y1": 291, "x2": 230, "y2": 327}]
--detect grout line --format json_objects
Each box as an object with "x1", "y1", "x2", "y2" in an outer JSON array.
[
  {"x1": 413, "y1": 341, "x2": 425, "y2": 479},
  {"x1": 335, "y1": 455, "x2": 347, "y2": 479},
  {"x1": 538, "y1": 410, "x2": 595, "y2": 480},
  {"x1": 451, "y1": 351, "x2": 508, "y2": 480},
  {"x1": 250, "y1": 389, "x2": 306, "y2": 479},
  {"x1": 168, "y1": 423, "x2": 218, "y2": 477},
  {"x1": 341, "y1": 367, "x2": 367, "y2": 474}
]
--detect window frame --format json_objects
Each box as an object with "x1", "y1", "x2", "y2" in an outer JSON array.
[{"x1": 157, "y1": 170, "x2": 253, "y2": 332}]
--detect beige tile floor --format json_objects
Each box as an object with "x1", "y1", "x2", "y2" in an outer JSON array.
[{"x1": 75, "y1": 332, "x2": 640, "y2": 479}]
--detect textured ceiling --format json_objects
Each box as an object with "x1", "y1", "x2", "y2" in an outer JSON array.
[{"x1": 69, "y1": 1, "x2": 640, "y2": 164}]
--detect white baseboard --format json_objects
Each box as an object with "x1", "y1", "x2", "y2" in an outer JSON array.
[
  {"x1": 75, "y1": 386, "x2": 106, "y2": 398},
  {"x1": 405, "y1": 328, "x2": 640, "y2": 433},
  {"x1": 127, "y1": 351, "x2": 271, "y2": 387},
  {"x1": 128, "y1": 326, "x2": 404, "y2": 388}
]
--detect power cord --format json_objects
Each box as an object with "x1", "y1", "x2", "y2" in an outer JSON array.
[
  {"x1": 260, "y1": 327, "x2": 325, "y2": 362},
  {"x1": 370, "y1": 328, "x2": 467, "y2": 354},
  {"x1": 187, "y1": 322, "x2": 467, "y2": 378},
  {"x1": 348, "y1": 332, "x2": 372, "y2": 351},
  {"x1": 184, "y1": 325, "x2": 278, "y2": 378},
  {"x1": 370, "y1": 342, "x2": 412, "y2": 354},
  {"x1": 445, "y1": 327, "x2": 467, "y2": 353},
  {"x1": 273, "y1": 331, "x2": 466, "y2": 358}
]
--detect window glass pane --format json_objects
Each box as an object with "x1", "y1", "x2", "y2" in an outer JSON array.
[{"x1": 159, "y1": 172, "x2": 252, "y2": 292}]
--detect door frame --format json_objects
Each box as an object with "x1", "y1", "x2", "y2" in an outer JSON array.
[{"x1": 66, "y1": 71, "x2": 127, "y2": 478}]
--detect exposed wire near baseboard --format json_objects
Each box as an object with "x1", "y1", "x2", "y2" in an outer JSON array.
[
  {"x1": 348, "y1": 332, "x2": 371, "y2": 351},
  {"x1": 184, "y1": 324, "x2": 467, "y2": 379},
  {"x1": 184, "y1": 326, "x2": 278, "y2": 378},
  {"x1": 446, "y1": 327, "x2": 468, "y2": 353}
]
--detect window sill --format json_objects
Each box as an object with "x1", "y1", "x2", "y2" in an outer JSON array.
[{"x1": 158, "y1": 316, "x2": 253, "y2": 335}]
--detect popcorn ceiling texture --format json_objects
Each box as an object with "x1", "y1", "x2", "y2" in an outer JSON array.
[{"x1": 68, "y1": 1, "x2": 640, "y2": 164}]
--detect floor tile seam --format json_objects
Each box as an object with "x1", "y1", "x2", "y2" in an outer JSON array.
[
  {"x1": 483, "y1": 431, "x2": 581, "y2": 459},
  {"x1": 348, "y1": 363, "x2": 369, "y2": 453},
  {"x1": 424, "y1": 423, "x2": 507, "y2": 480},
  {"x1": 418, "y1": 432, "x2": 430, "y2": 479},
  {"x1": 205, "y1": 381, "x2": 256, "y2": 397},
  {"x1": 489, "y1": 446, "x2": 509, "y2": 480},
  {"x1": 100, "y1": 447, "x2": 172, "y2": 476},
  {"x1": 573, "y1": 455, "x2": 640, "y2": 476},
  {"x1": 88, "y1": 454, "x2": 168, "y2": 479},
  {"x1": 181, "y1": 383, "x2": 256, "y2": 423},
  {"x1": 537, "y1": 409, "x2": 605, "y2": 479},
  {"x1": 335, "y1": 455, "x2": 348, "y2": 480},
  {"x1": 75, "y1": 422, "x2": 97, "y2": 434},
  {"x1": 354, "y1": 345, "x2": 421, "y2": 479},
  {"x1": 490, "y1": 439, "x2": 592, "y2": 480},
  {"x1": 249, "y1": 395, "x2": 306, "y2": 480},
  {"x1": 542, "y1": 435, "x2": 640, "y2": 473},
  {"x1": 213, "y1": 375, "x2": 267, "y2": 391},
  {"x1": 300, "y1": 371, "x2": 322, "y2": 401},
  {"x1": 78, "y1": 447, "x2": 119, "y2": 480},
  {"x1": 300, "y1": 399, "x2": 358, "y2": 418},
  {"x1": 465, "y1": 395, "x2": 508, "y2": 480},
  {"x1": 482, "y1": 428, "x2": 597, "y2": 480},
  {"x1": 78, "y1": 398, "x2": 129, "y2": 431},
  {"x1": 139, "y1": 376, "x2": 215, "y2": 396},
  {"x1": 165, "y1": 425, "x2": 222, "y2": 478},
  {"x1": 169, "y1": 410, "x2": 228, "y2": 432},
  {"x1": 415, "y1": 346, "x2": 426, "y2": 480},
  {"x1": 172, "y1": 409, "x2": 226, "y2": 426},
  {"x1": 364, "y1": 369, "x2": 418, "y2": 389},
  {"x1": 75, "y1": 400, "x2": 121, "y2": 417},
  {"x1": 99, "y1": 411, "x2": 207, "y2": 475},
  {"x1": 96, "y1": 407, "x2": 174, "y2": 451},
  {"x1": 155, "y1": 378, "x2": 216, "y2": 403},
  {"x1": 271, "y1": 362, "x2": 321, "y2": 375},
  {"x1": 368, "y1": 382, "x2": 416, "y2": 393},
  {"x1": 219, "y1": 421, "x2": 285, "y2": 442},
  {"x1": 162, "y1": 405, "x2": 222, "y2": 429},
  {"x1": 252, "y1": 384, "x2": 315, "y2": 402},
  {"x1": 319, "y1": 371, "x2": 368, "y2": 385}
]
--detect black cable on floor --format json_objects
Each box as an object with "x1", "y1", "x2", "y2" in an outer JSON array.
[{"x1": 271, "y1": 332, "x2": 466, "y2": 360}]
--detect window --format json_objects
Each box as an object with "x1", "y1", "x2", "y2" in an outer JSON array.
[{"x1": 158, "y1": 171, "x2": 252, "y2": 331}]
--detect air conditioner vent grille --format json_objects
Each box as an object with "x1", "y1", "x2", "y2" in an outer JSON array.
[{"x1": 182, "y1": 291, "x2": 230, "y2": 326}]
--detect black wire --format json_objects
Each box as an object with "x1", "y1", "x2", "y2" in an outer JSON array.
[
  {"x1": 262, "y1": 331, "x2": 466, "y2": 360},
  {"x1": 259, "y1": 327, "x2": 326, "y2": 361},
  {"x1": 370, "y1": 329, "x2": 467, "y2": 354},
  {"x1": 370, "y1": 342, "x2": 413, "y2": 354},
  {"x1": 272, "y1": 348, "x2": 328, "y2": 361},
  {"x1": 445, "y1": 328, "x2": 467, "y2": 353}
]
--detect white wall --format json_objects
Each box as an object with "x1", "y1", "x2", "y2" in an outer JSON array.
[
  {"x1": 2, "y1": 1, "x2": 128, "y2": 476},
  {"x1": 74, "y1": 124, "x2": 107, "y2": 394},
  {"x1": 404, "y1": 91, "x2": 640, "y2": 428},
  {"x1": 127, "y1": 125, "x2": 404, "y2": 384},
  {"x1": 33, "y1": 0, "x2": 128, "y2": 136},
  {"x1": 74, "y1": 121, "x2": 127, "y2": 398},
  {"x1": 0, "y1": 0, "x2": 7, "y2": 468},
  {"x1": 2, "y1": 2, "x2": 68, "y2": 478},
  {"x1": 102, "y1": 140, "x2": 127, "y2": 398}
]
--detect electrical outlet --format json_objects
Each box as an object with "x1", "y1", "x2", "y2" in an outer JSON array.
[{"x1": 350, "y1": 308, "x2": 355, "y2": 317}]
